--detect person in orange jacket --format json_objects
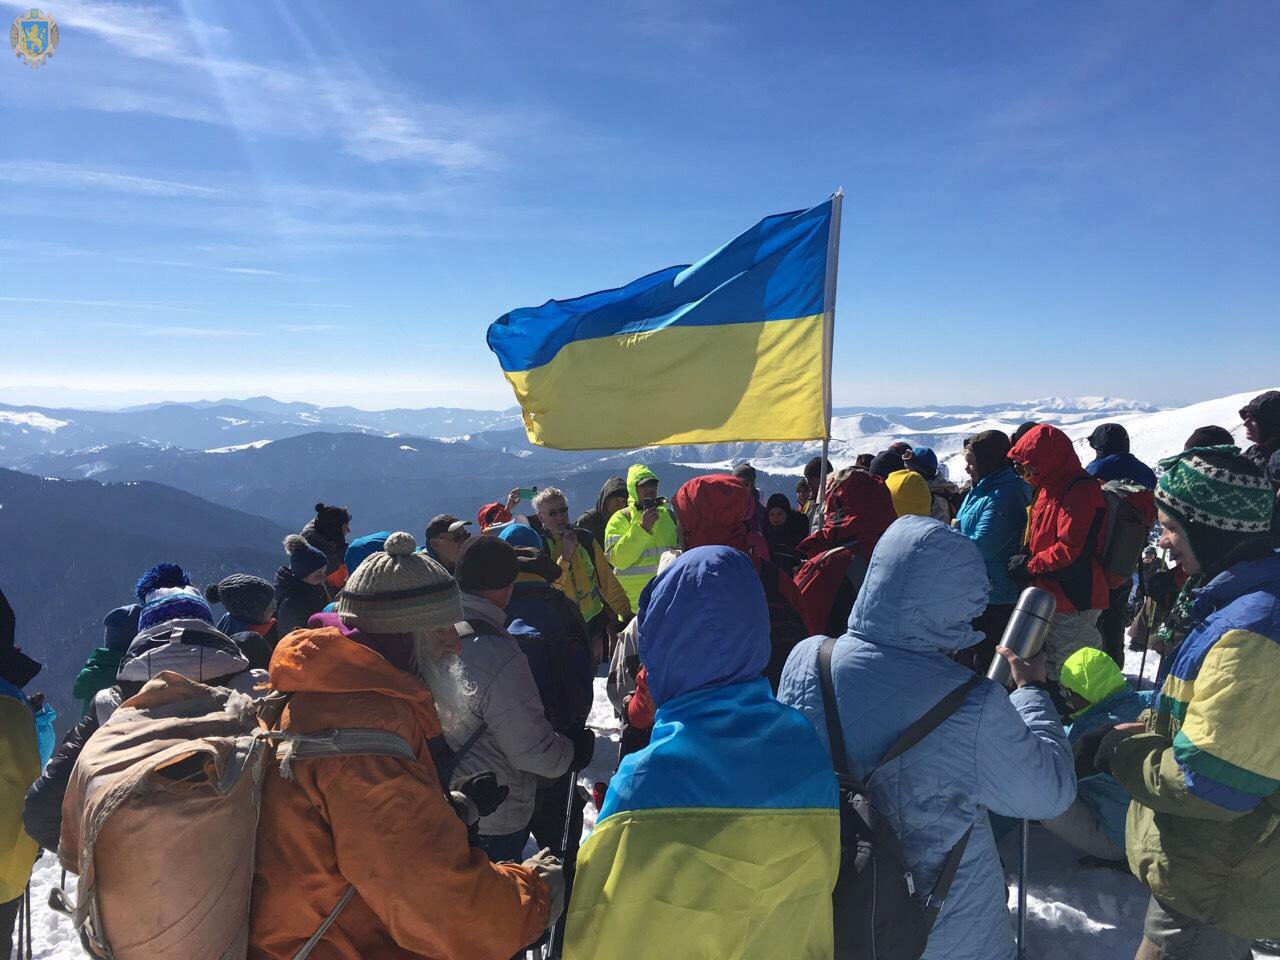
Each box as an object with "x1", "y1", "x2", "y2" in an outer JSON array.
[{"x1": 250, "y1": 532, "x2": 561, "y2": 960}]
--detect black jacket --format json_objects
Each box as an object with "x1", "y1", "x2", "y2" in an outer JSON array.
[
  {"x1": 274, "y1": 567, "x2": 330, "y2": 638},
  {"x1": 24, "y1": 710, "x2": 99, "y2": 852}
]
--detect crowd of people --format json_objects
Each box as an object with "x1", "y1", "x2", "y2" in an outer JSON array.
[{"x1": 0, "y1": 389, "x2": 1278, "y2": 960}]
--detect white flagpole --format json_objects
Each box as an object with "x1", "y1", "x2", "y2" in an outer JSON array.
[{"x1": 814, "y1": 188, "x2": 842, "y2": 523}]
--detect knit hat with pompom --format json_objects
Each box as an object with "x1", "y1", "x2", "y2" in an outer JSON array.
[
  {"x1": 337, "y1": 531, "x2": 461, "y2": 632},
  {"x1": 137, "y1": 586, "x2": 214, "y2": 632}
]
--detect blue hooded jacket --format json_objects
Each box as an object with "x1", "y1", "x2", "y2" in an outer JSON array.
[
  {"x1": 955, "y1": 465, "x2": 1032, "y2": 605},
  {"x1": 1065, "y1": 685, "x2": 1153, "y2": 849},
  {"x1": 1086, "y1": 452, "x2": 1157, "y2": 489},
  {"x1": 779, "y1": 516, "x2": 1076, "y2": 960},
  {"x1": 567, "y1": 546, "x2": 840, "y2": 960}
]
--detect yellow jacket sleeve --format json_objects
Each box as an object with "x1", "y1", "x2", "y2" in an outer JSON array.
[
  {"x1": 593, "y1": 540, "x2": 632, "y2": 619},
  {"x1": 0, "y1": 695, "x2": 39, "y2": 902}
]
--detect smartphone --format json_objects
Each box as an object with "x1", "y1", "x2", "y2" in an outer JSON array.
[{"x1": 516, "y1": 486, "x2": 539, "y2": 500}]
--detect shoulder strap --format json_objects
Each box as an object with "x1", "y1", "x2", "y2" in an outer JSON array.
[
  {"x1": 922, "y1": 824, "x2": 974, "y2": 930},
  {"x1": 293, "y1": 885, "x2": 356, "y2": 960},
  {"x1": 871, "y1": 674, "x2": 984, "y2": 777},
  {"x1": 816, "y1": 637, "x2": 854, "y2": 779},
  {"x1": 450, "y1": 721, "x2": 489, "y2": 768},
  {"x1": 271, "y1": 727, "x2": 417, "y2": 781}
]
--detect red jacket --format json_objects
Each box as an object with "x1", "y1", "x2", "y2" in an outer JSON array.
[
  {"x1": 793, "y1": 470, "x2": 897, "y2": 636},
  {"x1": 1009, "y1": 424, "x2": 1109, "y2": 613}
]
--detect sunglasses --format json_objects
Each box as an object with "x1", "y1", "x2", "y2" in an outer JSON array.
[
  {"x1": 1240, "y1": 408, "x2": 1256, "y2": 423},
  {"x1": 444, "y1": 530, "x2": 471, "y2": 544}
]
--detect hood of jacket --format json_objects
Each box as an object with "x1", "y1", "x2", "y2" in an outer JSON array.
[
  {"x1": 1088, "y1": 423, "x2": 1130, "y2": 456},
  {"x1": 1059, "y1": 646, "x2": 1130, "y2": 715},
  {"x1": 267, "y1": 625, "x2": 442, "y2": 738},
  {"x1": 1190, "y1": 548, "x2": 1280, "y2": 621},
  {"x1": 596, "y1": 475, "x2": 627, "y2": 514},
  {"x1": 848, "y1": 516, "x2": 989, "y2": 653},
  {"x1": 637, "y1": 546, "x2": 769, "y2": 705},
  {"x1": 73, "y1": 646, "x2": 125, "y2": 690},
  {"x1": 1087, "y1": 452, "x2": 1158, "y2": 489},
  {"x1": 1010, "y1": 423, "x2": 1087, "y2": 491},
  {"x1": 673, "y1": 474, "x2": 754, "y2": 552},
  {"x1": 971, "y1": 463, "x2": 1028, "y2": 499},
  {"x1": 625, "y1": 463, "x2": 661, "y2": 507},
  {"x1": 344, "y1": 531, "x2": 391, "y2": 577},
  {"x1": 118, "y1": 618, "x2": 252, "y2": 685},
  {"x1": 798, "y1": 468, "x2": 897, "y2": 559}
]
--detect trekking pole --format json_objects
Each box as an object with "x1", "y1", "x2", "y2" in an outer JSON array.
[
  {"x1": 543, "y1": 773, "x2": 580, "y2": 960},
  {"x1": 1017, "y1": 819, "x2": 1029, "y2": 960}
]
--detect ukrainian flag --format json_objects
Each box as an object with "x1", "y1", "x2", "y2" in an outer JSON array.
[{"x1": 487, "y1": 198, "x2": 837, "y2": 450}]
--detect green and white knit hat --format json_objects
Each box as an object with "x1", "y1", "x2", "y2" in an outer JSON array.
[
  {"x1": 337, "y1": 531, "x2": 462, "y2": 633},
  {"x1": 1156, "y1": 445, "x2": 1275, "y2": 571}
]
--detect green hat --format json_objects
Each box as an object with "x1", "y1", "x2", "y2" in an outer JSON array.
[{"x1": 1155, "y1": 445, "x2": 1274, "y2": 575}]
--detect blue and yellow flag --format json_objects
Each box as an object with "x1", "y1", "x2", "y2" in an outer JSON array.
[{"x1": 487, "y1": 198, "x2": 837, "y2": 450}]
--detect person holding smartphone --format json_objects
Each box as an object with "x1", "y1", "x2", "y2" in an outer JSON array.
[{"x1": 604, "y1": 465, "x2": 681, "y2": 610}]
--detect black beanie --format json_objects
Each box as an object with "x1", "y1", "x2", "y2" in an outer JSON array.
[
  {"x1": 1242, "y1": 391, "x2": 1280, "y2": 442},
  {"x1": 313, "y1": 502, "x2": 351, "y2": 538},
  {"x1": 455, "y1": 535, "x2": 519, "y2": 592},
  {"x1": 1184, "y1": 425, "x2": 1235, "y2": 450}
]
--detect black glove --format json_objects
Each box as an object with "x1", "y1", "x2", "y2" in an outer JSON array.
[
  {"x1": 1007, "y1": 554, "x2": 1033, "y2": 589},
  {"x1": 453, "y1": 771, "x2": 509, "y2": 819},
  {"x1": 570, "y1": 726, "x2": 596, "y2": 771}
]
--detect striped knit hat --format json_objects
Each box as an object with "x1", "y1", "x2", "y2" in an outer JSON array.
[
  {"x1": 1155, "y1": 445, "x2": 1275, "y2": 573},
  {"x1": 337, "y1": 531, "x2": 462, "y2": 632},
  {"x1": 138, "y1": 586, "x2": 215, "y2": 632}
]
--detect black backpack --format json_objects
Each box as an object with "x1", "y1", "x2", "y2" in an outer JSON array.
[{"x1": 817, "y1": 636, "x2": 983, "y2": 960}]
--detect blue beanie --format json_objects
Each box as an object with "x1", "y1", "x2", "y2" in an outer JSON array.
[
  {"x1": 137, "y1": 588, "x2": 214, "y2": 632},
  {"x1": 285, "y1": 534, "x2": 328, "y2": 579},
  {"x1": 134, "y1": 563, "x2": 190, "y2": 603},
  {"x1": 496, "y1": 523, "x2": 545, "y2": 551},
  {"x1": 910, "y1": 446, "x2": 939, "y2": 480}
]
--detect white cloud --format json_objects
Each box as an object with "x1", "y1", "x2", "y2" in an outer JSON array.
[
  {"x1": 0, "y1": 161, "x2": 222, "y2": 198},
  {"x1": 0, "y1": 0, "x2": 500, "y2": 171}
]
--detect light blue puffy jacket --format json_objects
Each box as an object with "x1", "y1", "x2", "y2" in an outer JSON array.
[
  {"x1": 779, "y1": 516, "x2": 1076, "y2": 960},
  {"x1": 955, "y1": 465, "x2": 1032, "y2": 605}
]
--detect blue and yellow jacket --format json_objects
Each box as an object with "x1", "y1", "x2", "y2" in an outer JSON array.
[
  {"x1": 0, "y1": 677, "x2": 39, "y2": 902},
  {"x1": 1112, "y1": 548, "x2": 1280, "y2": 939},
  {"x1": 565, "y1": 546, "x2": 839, "y2": 960}
]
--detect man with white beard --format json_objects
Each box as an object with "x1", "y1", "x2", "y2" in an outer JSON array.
[
  {"x1": 251, "y1": 531, "x2": 563, "y2": 960},
  {"x1": 448, "y1": 535, "x2": 594, "y2": 863}
]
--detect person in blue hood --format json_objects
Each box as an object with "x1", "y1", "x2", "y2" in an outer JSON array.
[
  {"x1": 566, "y1": 546, "x2": 840, "y2": 960},
  {"x1": 779, "y1": 516, "x2": 1076, "y2": 960}
]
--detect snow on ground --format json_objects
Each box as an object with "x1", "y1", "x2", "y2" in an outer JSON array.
[
  {"x1": 204, "y1": 439, "x2": 273, "y2": 453},
  {"x1": 23, "y1": 654, "x2": 1277, "y2": 959}
]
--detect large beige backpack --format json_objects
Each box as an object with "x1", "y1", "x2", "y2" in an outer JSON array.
[{"x1": 58, "y1": 670, "x2": 416, "y2": 960}]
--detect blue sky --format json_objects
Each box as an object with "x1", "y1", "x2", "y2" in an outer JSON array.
[{"x1": 1, "y1": 0, "x2": 1276, "y2": 410}]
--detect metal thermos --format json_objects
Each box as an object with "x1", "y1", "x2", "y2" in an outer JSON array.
[{"x1": 987, "y1": 586, "x2": 1057, "y2": 687}]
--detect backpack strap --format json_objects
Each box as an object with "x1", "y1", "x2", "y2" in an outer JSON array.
[
  {"x1": 921, "y1": 824, "x2": 973, "y2": 930},
  {"x1": 293, "y1": 885, "x2": 357, "y2": 960},
  {"x1": 270, "y1": 727, "x2": 417, "y2": 781},
  {"x1": 870, "y1": 674, "x2": 984, "y2": 777},
  {"x1": 816, "y1": 636, "x2": 859, "y2": 785},
  {"x1": 449, "y1": 721, "x2": 489, "y2": 769}
]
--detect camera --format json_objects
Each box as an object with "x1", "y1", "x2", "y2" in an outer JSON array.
[{"x1": 636, "y1": 496, "x2": 666, "y2": 512}]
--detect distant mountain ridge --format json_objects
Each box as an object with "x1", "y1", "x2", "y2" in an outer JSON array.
[{"x1": 0, "y1": 468, "x2": 288, "y2": 732}]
